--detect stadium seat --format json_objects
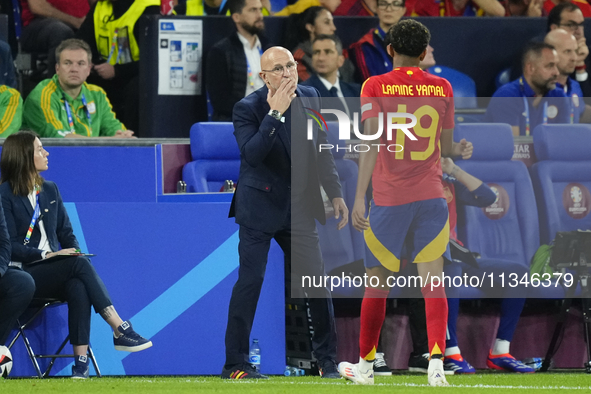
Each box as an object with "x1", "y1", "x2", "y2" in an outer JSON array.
[
  {"x1": 182, "y1": 122, "x2": 240, "y2": 193},
  {"x1": 495, "y1": 67, "x2": 512, "y2": 89},
  {"x1": 428, "y1": 65, "x2": 477, "y2": 109},
  {"x1": 530, "y1": 124, "x2": 591, "y2": 245},
  {"x1": 454, "y1": 123, "x2": 540, "y2": 298}
]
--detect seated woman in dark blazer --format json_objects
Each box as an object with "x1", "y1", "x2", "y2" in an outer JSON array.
[{"x1": 0, "y1": 130, "x2": 152, "y2": 379}]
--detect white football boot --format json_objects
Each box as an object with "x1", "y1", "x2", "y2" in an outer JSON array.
[
  {"x1": 338, "y1": 361, "x2": 375, "y2": 385},
  {"x1": 428, "y1": 357, "x2": 450, "y2": 386}
]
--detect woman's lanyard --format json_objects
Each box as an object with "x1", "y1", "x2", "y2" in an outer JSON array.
[
  {"x1": 246, "y1": 46, "x2": 263, "y2": 88},
  {"x1": 63, "y1": 93, "x2": 92, "y2": 136},
  {"x1": 24, "y1": 186, "x2": 40, "y2": 245},
  {"x1": 520, "y1": 77, "x2": 548, "y2": 136}
]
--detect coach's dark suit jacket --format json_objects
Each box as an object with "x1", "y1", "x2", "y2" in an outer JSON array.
[
  {"x1": 206, "y1": 32, "x2": 271, "y2": 122},
  {"x1": 229, "y1": 84, "x2": 342, "y2": 233},
  {"x1": 0, "y1": 181, "x2": 79, "y2": 264},
  {"x1": 302, "y1": 74, "x2": 361, "y2": 98}
]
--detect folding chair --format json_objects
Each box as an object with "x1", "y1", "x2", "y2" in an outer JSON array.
[{"x1": 8, "y1": 298, "x2": 101, "y2": 378}]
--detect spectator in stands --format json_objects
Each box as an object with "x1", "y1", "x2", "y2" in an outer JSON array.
[
  {"x1": 349, "y1": 0, "x2": 405, "y2": 82},
  {"x1": 334, "y1": 0, "x2": 378, "y2": 15},
  {"x1": 0, "y1": 130, "x2": 153, "y2": 379},
  {"x1": 176, "y1": 0, "x2": 272, "y2": 15},
  {"x1": 275, "y1": 0, "x2": 340, "y2": 15},
  {"x1": 544, "y1": 0, "x2": 591, "y2": 17},
  {"x1": 302, "y1": 35, "x2": 360, "y2": 117},
  {"x1": 0, "y1": 41, "x2": 17, "y2": 88},
  {"x1": 19, "y1": 0, "x2": 85, "y2": 76},
  {"x1": 437, "y1": 158, "x2": 533, "y2": 373},
  {"x1": 412, "y1": 0, "x2": 505, "y2": 16},
  {"x1": 76, "y1": 0, "x2": 160, "y2": 135},
  {"x1": 485, "y1": 42, "x2": 570, "y2": 136},
  {"x1": 0, "y1": 190, "x2": 34, "y2": 351},
  {"x1": 334, "y1": 0, "x2": 415, "y2": 16},
  {"x1": 0, "y1": 85, "x2": 22, "y2": 137},
  {"x1": 176, "y1": 0, "x2": 230, "y2": 14},
  {"x1": 289, "y1": 7, "x2": 355, "y2": 83},
  {"x1": 206, "y1": 0, "x2": 270, "y2": 121},
  {"x1": 505, "y1": 0, "x2": 545, "y2": 16},
  {"x1": 545, "y1": 28, "x2": 591, "y2": 122},
  {"x1": 547, "y1": 2, "x2": 590, "y2": 96},
  {"x1": 23, "y1": 39, "x2": 134, "y2": 138}
]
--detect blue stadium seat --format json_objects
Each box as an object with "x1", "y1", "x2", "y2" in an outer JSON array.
[
  {"x1": 182, "y1": 122, "x2": 240, "y2": 193},
  {"x1": 428, "y1": 65, "x2": 477, "y2": 109},
  {"x1": 495, "y1": 67, "x2": 512, "y2": 89},
  {"x1": 454, "y1": 124, "x2": 540, "y2": 298},
  {"x1": 530, "y1": 124, "x2": 591, "y2": 245},
  {"x1": 316, "y1": 122, "x2": 366, "y2": 297}
]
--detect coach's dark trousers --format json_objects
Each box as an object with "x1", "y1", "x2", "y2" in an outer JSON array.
[
  {"x1": 0, "y1": 267, "x2": 36, "y2": 344},
  {"x1": 24, "y1": 256, "x2": 113, "y2": 346},
  {"x1": 225, "y1": 203, "x2": 337, "y2": 367}
]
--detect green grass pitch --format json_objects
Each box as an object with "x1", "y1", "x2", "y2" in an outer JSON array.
[{"x1": 2, "y1": 373, "x2": 590, "y2": 393}]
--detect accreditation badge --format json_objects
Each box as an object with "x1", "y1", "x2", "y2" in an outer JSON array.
[{"x1": 547, "y1": 105, "x2": 558, "y2": 119}]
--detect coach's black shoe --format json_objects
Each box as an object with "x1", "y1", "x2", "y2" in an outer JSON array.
[
  {"x1": 408, "y1": 352, "x2": 454, "y2": 375},
  {"x1": 318, "y1": 359, "x2": 341, "y2": 379},
  {"x1": 221, "y1": 363, "x2": 269, "y2": 379}
]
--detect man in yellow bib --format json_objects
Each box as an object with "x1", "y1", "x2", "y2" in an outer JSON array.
[
  {"x1": 76, "y1": 0, "x2": 160, "y2": 135},
  {"x1": 23, "y1": 39, "x2": 134, "y2": 138}
]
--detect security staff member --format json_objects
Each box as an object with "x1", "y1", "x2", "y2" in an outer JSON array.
[{"x1": 76, "y1": 0, "x2": 160, "y2": 135}]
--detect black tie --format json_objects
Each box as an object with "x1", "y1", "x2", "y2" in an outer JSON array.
[{"x1": 329, "y1": 86, "x2": 339, "y2": 97}]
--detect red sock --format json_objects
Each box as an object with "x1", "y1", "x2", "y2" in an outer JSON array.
[
  {"x1": 421, "y1": 283, "x2": 448, "y2": 358},
  {"x1": 359, "y1": 287, "x2": 389, "y2": 360}
]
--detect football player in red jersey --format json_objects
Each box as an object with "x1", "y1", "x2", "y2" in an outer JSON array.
[{"x1": 337, "y1": 19, "x2": 472, "y2": 386}]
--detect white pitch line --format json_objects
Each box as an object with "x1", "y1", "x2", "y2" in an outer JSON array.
[
  {"x1": 118, "y1": 377, "x2": 591, "y2": 390},
  {"x1": 214, "y1": 379, "x2": 591, "y2": 390}
]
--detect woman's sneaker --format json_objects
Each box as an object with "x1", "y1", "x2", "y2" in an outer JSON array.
[
  {"x1": 71, "y1": 355, "x2": 89, "y2": 379},
  {"x1": 113, "y1": 321, "x2": 153, "y2": 352},
  {"x1": 374, "y1": 352, "x2": 392, "y2": 376}
]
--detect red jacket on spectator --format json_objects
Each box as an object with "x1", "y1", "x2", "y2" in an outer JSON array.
[
  {"x1": 333, "y1": 0, "x2": 415, "y2": 15},
  {"x1": 543, "y1": 0, "x2": 591, "y2": 17},
  {"x1": 412, "y1": 0, "x2": 485, "y2": 16},
  {"x1": 20, "y1": 0, "x2": 89, "y2": 27}
]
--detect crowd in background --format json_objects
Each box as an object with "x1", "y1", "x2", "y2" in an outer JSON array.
[{"x1": 0, "y1": 0, "x2": 590, "y2": 138}]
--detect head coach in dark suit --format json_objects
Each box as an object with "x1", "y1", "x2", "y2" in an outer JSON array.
[{"x1": 223, "y1": 46, "x2": 349, "y2": 380}]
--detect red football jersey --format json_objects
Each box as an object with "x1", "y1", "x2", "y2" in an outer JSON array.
[{"x1": 360, "y1": 67, "x2": 455, "y2": 206}]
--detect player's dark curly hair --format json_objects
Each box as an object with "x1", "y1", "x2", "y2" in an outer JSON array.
[{"x1": 385, "y1": 19, "x2": 431, "y2": 58}]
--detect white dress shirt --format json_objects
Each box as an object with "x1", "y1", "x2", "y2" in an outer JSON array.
[
  {"x1": 317, "y1": 75, "x2": 351, "y2": 119},
  {"x1": 237, "y1": 32, "x2": 265, "y2": 97}
]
